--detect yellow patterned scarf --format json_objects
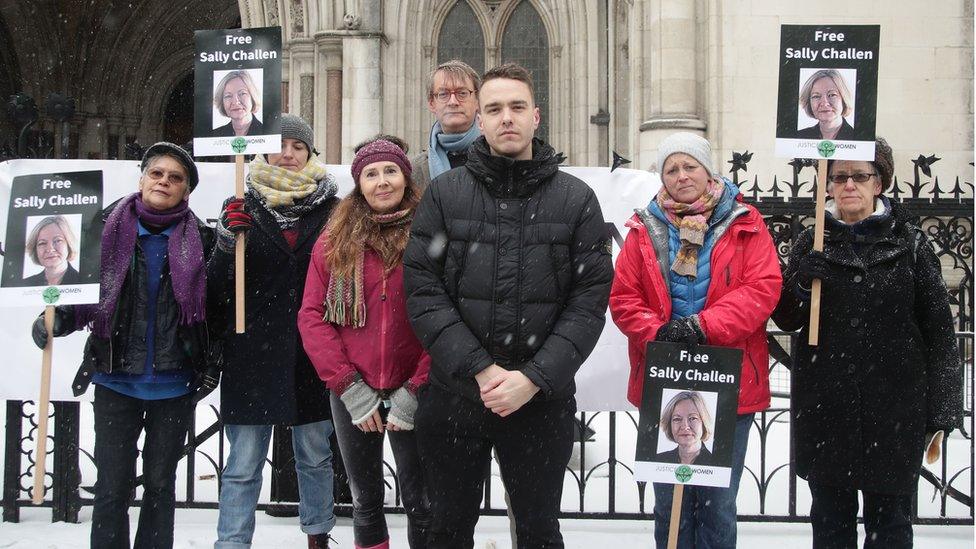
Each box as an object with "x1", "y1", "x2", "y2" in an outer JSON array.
[
  {"x1": 248, "y1": 155, "x2": 330, "y2": 208},
  {"x1": 655, "y1": 178, "x2": 724, "y2": 278}
]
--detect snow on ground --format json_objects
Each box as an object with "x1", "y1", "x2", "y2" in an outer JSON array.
[{"x1": 1, "y1": 507, "x2": 973, "y2": 548}]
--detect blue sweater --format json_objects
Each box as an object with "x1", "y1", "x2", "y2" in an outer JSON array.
[
  {"x1": 93, "y1": 221, "x2": 194, "y2": 400},
  {"x1": 648, "y1": 178, "x2": 739, "y2": 320}
]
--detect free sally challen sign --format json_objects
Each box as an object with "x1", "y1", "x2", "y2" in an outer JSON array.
[
  {"x1": 774, "y1": 25, "x2": 880, "y2": 161},
  {"x1": 193, "y1": 26, "x2": 282, "y2": 157}
]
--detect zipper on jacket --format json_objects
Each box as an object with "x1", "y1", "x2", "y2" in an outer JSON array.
[
  {"x1": 380, "y1": 274, "x2": 389, "y2": 388},
  {"x1": 513, "y1": 206, "x2": 524, "y2": 366}
]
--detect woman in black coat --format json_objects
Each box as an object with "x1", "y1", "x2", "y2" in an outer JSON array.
[
  {"x1": 772, "y1": 137, "x2": 962, "y2": 549},
  {"x1": 209, "y1": 114, "x2": 340, "y2": 548}
]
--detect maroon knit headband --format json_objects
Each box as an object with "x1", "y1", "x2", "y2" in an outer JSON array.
[{"x1": 351, "y1": 140, "x2": 413, "y2": 183}]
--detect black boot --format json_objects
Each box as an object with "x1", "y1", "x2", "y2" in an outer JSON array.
[{"x1": 308, "y1": 533, "x2": 337, "y2": 548}]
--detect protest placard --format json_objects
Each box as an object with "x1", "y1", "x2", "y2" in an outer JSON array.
[
  {"x1": 774, "y1": 24, "x2": 880, "y2": 344},
  {"x1": 193, "y1": 27, "x2": 282, "y2": 157},
  {"x1": 635, "y1": 342, "x2": 742, "y2": 487},
  {"x1": 635, "y1": 341, "x2": 742, "y2": 548},
  {"x1": 775, "y1": 25, "x2": 880, "y2": 161},
  {"x1": 0, "y1": 168, "x2": 103, "y2": 502},
  {"x1": 194, "y1": 26, "x2": 283, "y2": 332},
  {"x1": 0, "y1": 170, "x2": 102, "y2": 306}
]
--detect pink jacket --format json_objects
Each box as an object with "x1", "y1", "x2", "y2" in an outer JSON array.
[{"x1": 299, "y1": 232, "x2": 430, "y2": 395}]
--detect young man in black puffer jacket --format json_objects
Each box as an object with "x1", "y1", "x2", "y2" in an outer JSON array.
[{"x1": 404, "y1": 63, "x2": 613, "y2": 549}]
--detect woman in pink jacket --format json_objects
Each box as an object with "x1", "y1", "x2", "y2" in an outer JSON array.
[{"x1": 299, "y1": 137, "x2": 430, "y2": 549}]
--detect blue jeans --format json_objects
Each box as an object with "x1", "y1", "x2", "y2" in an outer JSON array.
[
  {"x1": 215, "y1": 420, "x2": 336, "y2": 548},
  {"x1": 653, "y1": 413, "x2": 754, "y2": 549}
]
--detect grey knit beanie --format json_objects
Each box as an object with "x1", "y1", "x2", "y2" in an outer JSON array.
[
  {"x1": 280, "y1": 113, "x2": 315, "y2": 153},
  {"x1": 656, "y1": 132, "x2": 716, "y2": 177}
]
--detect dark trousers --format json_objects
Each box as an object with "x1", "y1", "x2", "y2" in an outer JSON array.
[
  {"x1": 330, "y1": 393, "x2": 430, "y2": 548},
  {"x1": 91, "y1": 385, "x2": 193, "y2": 549},
  {"x1": 415, "y1": 384, "x2": 576, "y2": 549},
  {"x1": 809, "y1": 482, "x2": 914, "y2": 549}
]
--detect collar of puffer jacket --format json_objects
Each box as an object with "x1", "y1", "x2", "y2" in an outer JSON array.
[{"x1": 464, "y1": 136, "x2": 565, "y2": 198}]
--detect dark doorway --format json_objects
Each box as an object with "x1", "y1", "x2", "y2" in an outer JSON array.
[
  {"x1": 163, "y1": 73, "x2": 194, "y2": 149},
  {"x1": 0, "y1": 13, "x2": 22, "y2": 152}
]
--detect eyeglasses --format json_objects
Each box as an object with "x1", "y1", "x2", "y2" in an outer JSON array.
[
  {"x1": 827, "y1": 173, "x2": 876, "y2": 184},
  {"x1": 145, "y1": 167, "x2": 187, "y2": 186},
  {"x1": 432, "y1": 89, "x2": 475, "y2": 103}
]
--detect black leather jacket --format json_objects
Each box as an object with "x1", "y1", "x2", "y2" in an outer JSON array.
[{"x1": 69, "y1": 202, "x2": 217, "y2": 396}]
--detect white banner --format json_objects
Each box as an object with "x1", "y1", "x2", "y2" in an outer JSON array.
[{"x1": 0, "y1": 159, "x2": 659, "y2": 410}]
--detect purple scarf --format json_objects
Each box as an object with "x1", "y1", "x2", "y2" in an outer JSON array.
[{"x1": 88, "y1": 192, "x2": 206, "y2": 338}]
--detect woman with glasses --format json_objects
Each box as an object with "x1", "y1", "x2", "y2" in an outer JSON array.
[
  {"x1": 212, "y1": 70, "x2": 264, "y2": 137},
  {"x1": 609, "y1": 132, "x2": 781, "y2": 548},
  {"x1": 773, "y1": 137, "x2": 962, "y2": 548}
]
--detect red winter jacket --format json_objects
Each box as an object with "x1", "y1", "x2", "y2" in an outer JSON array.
[
  {"x1": 299, "y1": 232, "x2": 430, "y2": 395},
  {"x1": 609, "y1": 200, "x2": 781, "y2": 413}
]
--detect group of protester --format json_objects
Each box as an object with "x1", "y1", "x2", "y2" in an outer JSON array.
[{"x1": 31, "y1": 58, "x2": 962, "y2": 549}]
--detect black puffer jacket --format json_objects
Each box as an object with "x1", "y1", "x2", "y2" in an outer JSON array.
[
  {"x1": 404, "y1": 137, "x2": 613, "y2": 403},
  {"x1": 772, "y1": 201, "x2": 962, "y2": 494}
]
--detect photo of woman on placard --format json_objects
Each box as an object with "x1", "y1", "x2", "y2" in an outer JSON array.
[
  {"x1": 212, "y1": 69, "x2": 264, "y2": 137},
  {"x1": 655, "y1": 390, "x2": 717, "y2": 466},
  {"x1": 796, "y1": 68, "x2": 856, "y2": 140},
  {"x1": 23, "y1": 214, "x2": 81, "y2": 286}
]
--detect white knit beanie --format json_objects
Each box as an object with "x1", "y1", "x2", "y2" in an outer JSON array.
[{"x1": 656, "y1": 132, "x2": 716, "y2": 177}]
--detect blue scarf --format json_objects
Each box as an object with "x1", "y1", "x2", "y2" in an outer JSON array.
[{"x1": 427, "y1": 118, "x2": 481, "y2": 180}]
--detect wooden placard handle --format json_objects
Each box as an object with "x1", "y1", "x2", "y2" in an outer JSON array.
[
  {"x1": 666, "y1": 483, "x2": 685, "y2": 549},
  {"x1": 235, "y1": 155, "x2": 246, "y2": 334},
  {"x1": 32, "y1": 305, "x2": 54, "y2": 504},
  {"x1": 808, "y1": 158, "x2": 828, "y2": 346}
]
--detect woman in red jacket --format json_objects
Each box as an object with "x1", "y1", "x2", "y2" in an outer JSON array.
[
  {"x1": 299, "y1": 137, "x2": 430, "y2": 549},
  {"x1": 609, "y1": 132, "x2": 781, "y2": 548}
]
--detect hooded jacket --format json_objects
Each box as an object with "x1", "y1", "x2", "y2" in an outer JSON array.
[
  {"x1": 404, "y1": 136, "x2": 613, "y2": 403},
  {"x1": 610, "y1": 187, "x2": 781, "y2": 413}
]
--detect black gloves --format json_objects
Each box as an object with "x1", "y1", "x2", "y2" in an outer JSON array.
[
  {"x1": 655, "y1": 316, "x2": 705, "y2": 346},
  {"x1": 795, "y1": 250, "x2": 830, "y2": 287},
  {"x1": 191, "y1": 366, "x2": 221, "y2": 404},
  {"x1": 31, "y1": 307, "x2": 75, "y2": 349},
  {"x1": 192, "y1": 341, "x2": 223, "y2": 404}
]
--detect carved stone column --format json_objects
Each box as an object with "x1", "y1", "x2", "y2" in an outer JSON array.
[
  {"x1": 314, "y1": 36, "x2": 343, "y2": 164},
  {"x1": 634, "y1": 0, "x2": 706, "y2": 171}
]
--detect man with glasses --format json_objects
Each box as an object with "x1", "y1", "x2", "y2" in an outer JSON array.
[{"x1": 412, "y1": 59, "x2": 482, "y2": 190}]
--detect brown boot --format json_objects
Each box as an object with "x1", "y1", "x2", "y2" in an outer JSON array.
[{"x1": 308, "y1": 533, "x2": 336, "y2": 548}]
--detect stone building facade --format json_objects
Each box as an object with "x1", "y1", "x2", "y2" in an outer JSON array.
[{"x1": 1, "y1": 0, "x2": 972, "y2": 186}]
